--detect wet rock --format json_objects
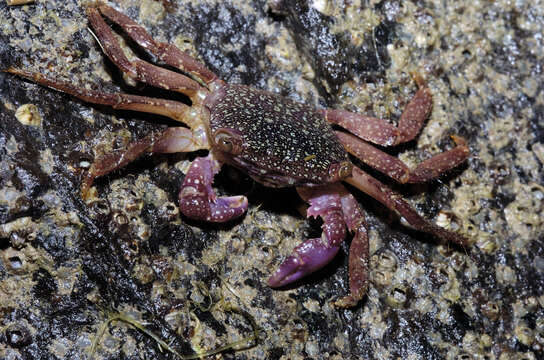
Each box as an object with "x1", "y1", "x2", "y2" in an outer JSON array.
[{"x1": 0, "y1": 0, "x2": 543, "y2": 359}]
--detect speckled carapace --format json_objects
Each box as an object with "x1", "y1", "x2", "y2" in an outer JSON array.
[
  {"x1": 6, "y1": 4, "x2": 470, "y2": 307},
  {"x1": 207, "y1": 84, "x2": 351, "y2": 187}
]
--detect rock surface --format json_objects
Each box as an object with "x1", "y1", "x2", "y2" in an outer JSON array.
[{"x1": 1, "y1": 0, "x2": 543, "y2": 359}]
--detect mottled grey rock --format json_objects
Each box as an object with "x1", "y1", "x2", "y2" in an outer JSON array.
[{"x1": 1, "y1": 0, "x2": 543, "y2": 359}]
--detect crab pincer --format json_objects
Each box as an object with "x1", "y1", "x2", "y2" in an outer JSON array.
[
  {"x1": 179, "y1": 155, "x2": 248, "y2": 222},
  {"x1": 269, "y1": 184, "x2": 370, "y2": 307},
  {"x1": 267, "y1": 189, "x2": 345, "y2": 286}
]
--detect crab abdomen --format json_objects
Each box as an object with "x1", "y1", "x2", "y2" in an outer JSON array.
[{"x1": 205, "y1": 84, "x2": 351, "y2": 187}]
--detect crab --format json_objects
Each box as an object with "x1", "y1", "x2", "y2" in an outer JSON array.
[{"x1": 6, "y1": 4, "x2": 470, "y2": 307}]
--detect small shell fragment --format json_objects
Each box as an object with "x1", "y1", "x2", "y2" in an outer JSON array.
[{"x1": 15, "y1": 104, "x2": 42, "y2": 126}]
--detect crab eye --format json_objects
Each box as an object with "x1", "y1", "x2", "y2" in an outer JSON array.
[
  {"x1": 338, "y1": 161, "x2": 353, "y2": 179},
  {"x1": 213, "y1": 129, "x2": 242, "y2": 155},
  {"x1": 217, "y1": 134, "x2": 233, "y2": 152}
]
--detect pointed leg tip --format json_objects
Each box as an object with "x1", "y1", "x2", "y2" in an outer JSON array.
[
  {"x1": 85, "y1": 4, "x2": 99, "y2": 15},
  {"x1": 450, "y1": 134, "x2": 468, "y2": 148},
  {"x1": 333, "y1": 293, "x2": 365, "y2": 308},
  {"x1": 80, "y1": 186, "x2": 97, "y2": 203},
  {"x1": 332, "y1": 283, "x2": 367, "y2": 308},
  {"x1": 4, "y1": 67, "x2": 29, "y2": 78},
  {"x1": 333, "y1": 296, "x2": 358, "y2": 308},
  {"x1": 410, "y1": 71, "x2": 427, "y2": 88}
]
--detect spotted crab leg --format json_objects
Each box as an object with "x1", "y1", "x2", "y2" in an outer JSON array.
[
  {"x1": 86, "y1": 7, "x2": 206, "y2": 103},
  {"x1": 334, "y1": 187, "x2": 369, "y2": 308},
  {"x1": 95, "y1": 4, "x2": 218, "y2": 87},
  {"x1": 81, "y1": 128, "x2": 206, "y2": 199},
  {"x1": 337, "y1": 131, "x2": 470, "y2": 183},
  {"x1": 84, "y1": 142, "x2": 248, "y2": 222},
  {"x1": 346, "y1": 167, "x2": 470, "y2": 247},
  {"x1": 5, "y1": 68, "x2": 204, "y2": 128},
  {"x1": 269, "y1": 184, "x2": 369, "y2": 307},
  {"x1": 179, "y1": 154, "x2": 248, "y2": 222},
  {"x1": 323, "y1": 75, "x2": 433, "y2": 147},
  {"x1": 4, "y1": 68, "x2": 214, "y2": 192},
  {"x1": 325, "y1": 76, "x2": 469, "y2": 182}
]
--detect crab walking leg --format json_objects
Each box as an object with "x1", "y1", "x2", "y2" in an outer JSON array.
[
  {"x1": 323, "y1": 79, "x2": 433, "y2": 147},
  {"x1": 86, "y1": 7, "x2": 205, "y2": 101},
  {"x1": 347, "y1": 167, "x2": 470, "y2": 247},
  {"x1": 178, "y1": 155, "x2": 248, "y2": 222},
  {"x1": 5, "y1": 68, "x2": 207, "y2": 130},
  {"x1": 96, "y1": 4, "x2": 218, "y2": 86},
  {"x1": 334, "y1": 187, "x2": 370, "y2": 308},
  {"x1": 81, "y1": 127, "x2": 207, "y2": 199},
  {"x1": 337, "y1": 131, "x2": 470, "y2": 183}
]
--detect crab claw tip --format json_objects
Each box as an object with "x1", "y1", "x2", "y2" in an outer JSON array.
[
  {"x1": 268, "y1": 238, "x2": 341, "y2": 288},
  {"x1": 268, "y1": 256, "x2": 302, "y2": 287}
]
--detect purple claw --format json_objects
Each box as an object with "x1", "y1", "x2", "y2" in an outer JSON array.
[
  {"x1": 269, "y1": 188, "x2": 347, "y2": 287},
  {"x1": 269, "y1": 184, "x2": 370, "y2": 307},
  {"x1": 208, "y1": 195, "x2": 248, "y2": 222},
  {"x1": 179, "y1": 155, "x2": 248, "y2": 222},
  {"x1": 268, "y1": 238, "x2": 340, "y2": 287}
]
